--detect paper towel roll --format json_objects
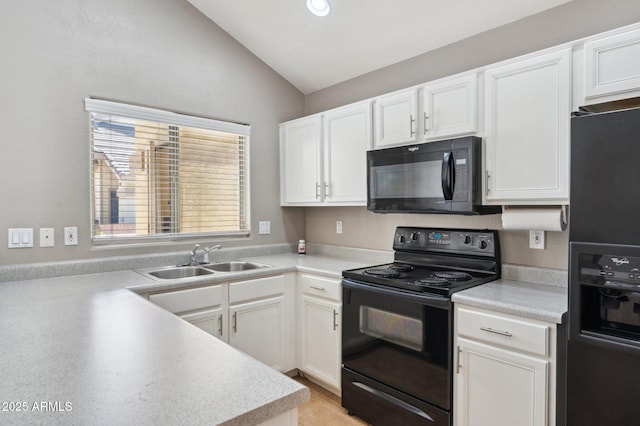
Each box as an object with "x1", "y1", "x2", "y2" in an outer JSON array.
[{"x1": 501, "y1": 207, "x2": 567, "y2": 231}]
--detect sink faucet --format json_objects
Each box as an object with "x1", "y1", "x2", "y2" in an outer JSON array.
[{"x1": 189, "y1": 244, "x2": 222, "y2": 265}]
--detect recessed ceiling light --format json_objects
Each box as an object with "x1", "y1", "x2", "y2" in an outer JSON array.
[{"x1": 306, "y1": 0, "x2": 331, "y2": 17}]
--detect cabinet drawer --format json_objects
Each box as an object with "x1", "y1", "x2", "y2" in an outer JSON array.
[
  {"x1": 229, "y1": 275, "x2": 285, "y2": 304},
  {"x1": 149, "y1": 285, "x2": 225, "y2": 314},
  {"x1": 456, "y1": 307, "x2": 549, "y2": 357},
  {"x1": 301, "y1": 274, "x2": 341, "y2": 301}
]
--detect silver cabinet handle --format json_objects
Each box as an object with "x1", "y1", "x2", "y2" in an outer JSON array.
[
  {"x1": 315, "y1": 182, "x2": 321, "y2": 199},
  {"x1": 456, "y1": 346, "x2": 462, "y2": 374},
  {"x1": 409, "y1": 115, "x2": 416, "y2": 137},
  {"x1": 218, "y1": 314, "x2": 223, "y2": 337},
  {"x1": 480, "y1": 326, "x2": 512, "y2": 337},
  {"x1": 424, "y1": 112, "x2": 429, "y2": 134},
  {"x1": 310, "y1": 285, "x2": 326, "y2": 291},
  {"x1": 232, "y1": 312, "x2": 237, "y2": 333},
  {"x1": 333, "y1": 310, "x2": 339, "y2": 330},
  {"x1": 324, "y1": 181, "x2": 330, "y2": 197}
]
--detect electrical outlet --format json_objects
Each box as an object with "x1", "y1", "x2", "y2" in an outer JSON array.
[
  {"x1": 64, "y1": 227, "x2": 78, "y2": 246},
  {"x1": 529, "y1": 230, "x2": 545, "y2": 250},
  {"x1": 40, "y1": 228, "x2": 55, "y2": 247},
  {"x1": 336, "y1": 220, "x2": 343, "y2": 234},
  {"x1": 259, "y1": 221, "x2": 271, "y2": 235}
]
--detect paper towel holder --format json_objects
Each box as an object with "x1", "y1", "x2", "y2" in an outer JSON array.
[{"x1": 501, "y1": 205, "x2": 568, "y2": 231}]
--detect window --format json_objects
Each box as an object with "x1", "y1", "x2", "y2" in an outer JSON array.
[{"x1": 85, "y1": 99, "x2": 250, "y2": 242}]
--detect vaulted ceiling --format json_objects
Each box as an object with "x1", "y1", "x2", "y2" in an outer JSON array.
[{"x1": 187, "y1": 0, "x2": 574, "y2": 94}]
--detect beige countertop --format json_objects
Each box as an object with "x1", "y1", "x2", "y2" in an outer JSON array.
[{"x1": 0, "y1": 246, "x2": 567, "y2": 424}]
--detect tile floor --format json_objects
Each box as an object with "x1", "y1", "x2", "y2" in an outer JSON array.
[{"x1": 294, "y1": 375, "x2": 369, "y2": 426}]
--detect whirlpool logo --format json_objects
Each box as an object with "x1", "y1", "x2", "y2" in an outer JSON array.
[
  {"x1": 408, "y1": 146, "x2": 419, "y2": 152},
  {"x1": 611, "y1": 257, "x2": 630, "y2": 266}
]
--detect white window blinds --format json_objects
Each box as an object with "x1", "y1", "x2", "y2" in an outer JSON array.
[{"x1": 86, "y1": 99, "x2": 250, "y2": 241}]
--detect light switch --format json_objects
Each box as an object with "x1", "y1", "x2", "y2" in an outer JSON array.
[
  {"x1": 259, "y1": 221, "x2": 271, "y2": 235},
  {"x1": 64, "y1": 227, "x2": 78, "y2": 246},
  {"x1": 8, "y1": 228, "x2": 33, "y2": 248}
]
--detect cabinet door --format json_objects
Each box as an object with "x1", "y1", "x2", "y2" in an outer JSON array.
[
  {"x1": 300, "y1": 296, "x2": 341, "y2": 389},
  {"x1": 180, "y1": 307, "x2": 227, "y2": 343},
  {"x1": 484, "y1": 48, "x2": 571, "y2": 204},
  {"x1": 374, "y1": 89, "x2": 418, "y2": 148},
  {"x1": 280, "y1": 116, "x2": 322, "y2": 205},
  {"x1": 456, "y1": 338, "x2": 548, "y2": 426},
  {"x1": 423, "y1": 74, "x2": 477, "y2": 140},
  {"x1": 323, "y1": 101, "x2": 371, "y2": 205},
  {"x1": 229, "y1": 296, "x2": 285, "y2": 371},
  {"x1": 584, "y1": 27, "x2": 640, "y2": 99}
]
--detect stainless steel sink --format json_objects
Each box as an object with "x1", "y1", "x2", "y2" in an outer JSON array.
[
  {"x1": 146, "y1": 265, "x2": 214, "y2": 280},
  {"x1": 202, "y1": 261, "x2": 270, "y2": 272}
]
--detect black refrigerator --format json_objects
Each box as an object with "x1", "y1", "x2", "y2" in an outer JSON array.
[{"x1": 567, "y1": 104, "x2": 640, "y2": 425}]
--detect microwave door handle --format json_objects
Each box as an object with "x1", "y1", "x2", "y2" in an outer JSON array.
[{"x1": 441, "y1": 152, "x2": 454, "y2": 200}]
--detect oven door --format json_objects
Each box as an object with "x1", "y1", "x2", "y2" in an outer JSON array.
[{"x1": 342, "y1": 278, "x2": 452, "y2": 411}]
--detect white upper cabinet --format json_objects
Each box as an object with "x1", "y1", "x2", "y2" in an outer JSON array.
[
  {"x1": 373, "y1": 89, "x2": 418, "y2": 148},
  {"x1": 323, "y1": 102, "x2": 372, "y2": 205},
  {"x1": 280, "y1": 101, "x2": 371, "y2": 206},
  {"x1": 280, "y1": 115, "x2": 322, "y2": 205},
  {"x1": 484, "y1": 48, "x2": 571, "y2": 205},
  {"x1": 584, "y1": 27, "x2": 640, "y2": 101},
  {"x1": 422, "y1": 73, "x2": 478, "y2": 140}
]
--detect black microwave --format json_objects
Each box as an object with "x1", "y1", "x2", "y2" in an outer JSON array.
[{"x1": 367, "y1": 136, "x2": 500, "y2": 215}]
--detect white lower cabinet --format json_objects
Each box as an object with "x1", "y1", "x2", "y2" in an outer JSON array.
[
  {"x1": 298, "y1": 274, "x2": 342, "y2": 394},
  {"x1": 148, "y1": 274, "x2": 295, "y2": 372},
  {"x1": 149, "y1": 284, "x2": 229, "y2": 342},
  {"x1": 454, "y1": 305, "x2": 557, "y2": 426}
]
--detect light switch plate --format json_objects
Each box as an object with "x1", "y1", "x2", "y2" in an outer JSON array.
[
  {"x1": 529, "y1": 230, "x2": 545, "y2": 250},
  {"x1": 8, "y1": 228, "x2": 33, "y2": 248},
  {"x1": 40, "y1": 228, "x2": 55, "y2": 247},
  {"x1": 64, "y1": 227, "x2": 78, "y2": 246},
  {"x1": 259, "y1": 221, "x2": 271, "y2": 235},
  {"x1": 336, "y1": 220, "x2": 343, "y2": 234}
]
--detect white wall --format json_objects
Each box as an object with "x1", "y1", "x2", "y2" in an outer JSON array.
[{"x1": 0, "y1": 0, "x2": 306, "y2": 266}]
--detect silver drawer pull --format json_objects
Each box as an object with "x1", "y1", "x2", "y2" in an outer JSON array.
[
  {"x1": 480, "y1": 326, "x2": 512, "y2": 337},
  {"x1": 310, "y1": 285, "x2": 326, "y2": 291}
]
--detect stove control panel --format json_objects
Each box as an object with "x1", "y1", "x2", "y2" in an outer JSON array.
[{"x1": 394, "y1": 227, "x2": 498, "y2": 257}]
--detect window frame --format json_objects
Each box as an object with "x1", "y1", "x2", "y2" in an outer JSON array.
[{"x1": 85, "y1": 98, "x2": 251, "y2": 244}]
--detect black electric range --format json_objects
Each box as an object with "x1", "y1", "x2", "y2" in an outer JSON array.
[
  {"x1": 341, "y1": 227, "x2": 500, "y2": 426},
  {"x1": 342, "y1": 227, "x2": 501, "y2": 297}
]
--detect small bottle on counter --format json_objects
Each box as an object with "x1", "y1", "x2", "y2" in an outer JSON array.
[{"x1": 298, "y1": 239, "x2": 306, "y2": 254}]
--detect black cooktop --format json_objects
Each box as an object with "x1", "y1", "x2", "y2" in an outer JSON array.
[{"x1": 342, "y1": 227, "x2": 501, "y2": 297}]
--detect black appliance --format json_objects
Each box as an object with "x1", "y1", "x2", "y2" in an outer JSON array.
[
  {"x1": 367, "y1": 136, "x2": 500, "y2": 215},
  {"x1": 567, "y1": 105, "x2": 640, "y2": 425},
  {"x1": 342, "y1": 227, "x2": 500, "y2": 426}
]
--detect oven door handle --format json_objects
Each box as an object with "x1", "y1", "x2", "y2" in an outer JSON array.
[
  {"x1": 342, "y1": 278, "x2": 451, "y2": 309},
  {"x1": 352, "y1": 382, "x2": 435, "y2": 422},
  {"x1": 441, "y1": 151, "x2": 454, "y2": 200}
]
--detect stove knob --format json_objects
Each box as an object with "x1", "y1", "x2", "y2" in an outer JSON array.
[
  {"x1": 411, "y1": 232, "x2": 419, "y2": 241},
  {"x1": 398, "y1": 235, "x2": 406, "y2": 243},
  {"x1": 464, "y1": 235, "x2": 472, "y2": 244},
  {"x1": 478, "y1": 240, "x2": 488, "y2": 250}
]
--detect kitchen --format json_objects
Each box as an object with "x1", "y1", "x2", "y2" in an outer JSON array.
[{"x1": 1, "y1": 0, "x2": 640, "y2": 425}]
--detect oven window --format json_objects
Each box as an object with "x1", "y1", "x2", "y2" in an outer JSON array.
[
  {"x1": 359, "y1": 306, "x2": 423, "y2": 351},
  {"x1": 371, "y1": 161, "x2": 442, "y2": 199}
]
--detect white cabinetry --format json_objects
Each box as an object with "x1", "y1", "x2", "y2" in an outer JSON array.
[
  {"x1": 298, "y1": 274, "x2": 342, "y2": 393},
  {"x1": 484, "y1": 48, "x2": 571, "y2": 205},
  {"x1": 280, "y1": 101, "x2": 371, "y2": 206},
  {"x1": 229, "y1": 274, "x2": 295, "y2": 372},
  {"x1": 584, "y1": 27, "x2": 640, "y2": 101},
  {"x1": 422, "y1": 73, "x2": 478, "y2": 140},
  {"x1": 148, "y1": 274, "x2": 294, "y2": 372},
  {"x1": 454, "y1": 305, "x2": 557, "y2": 426},
  {"x1": 374, "y1": 89, "x2": 418, "y2": 148},
  {"x1": 149, "y1": 284, "x2": 228, "y2": 342},
  {"x1": 280, "y1": 115, "x2": 322, "y2": 205}
]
